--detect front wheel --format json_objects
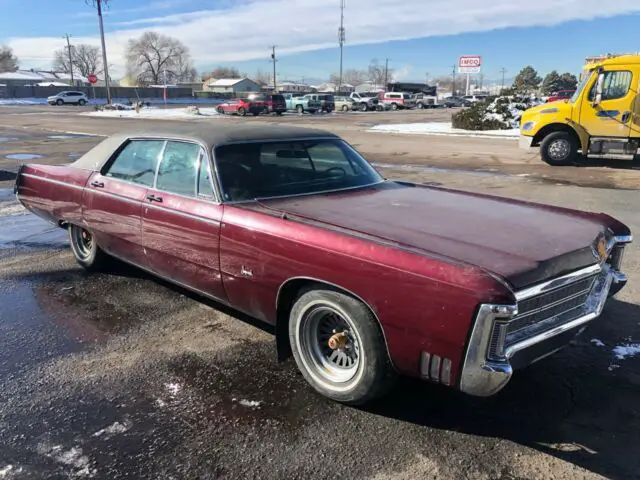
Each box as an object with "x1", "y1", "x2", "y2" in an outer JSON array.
[
  {"x1": 540, "y1": 131, "x2": 579, "y2": 166},
  {"x1": 391, "y1": 103, "x2": 398, "y2": 111},
  {"x1": 342, "y1": 105, "x2": 349, "y2": 112},
  {"x1": 56, "y1": 99, "x2": 64, "y2": 106},
  {"x1": 417, "y1": 103, "x2": 424, "y2": 109},
  {"x1": 69, "y1": 224, "x2": 109, "y2": 270},
  {"x1": 289, "y1": 287, "x2": 396, "y2": 405},
  {"x1": 360, "y1": 103, "x2": 368, "y2": 112},
  {"x1": 296, "y1": 105, "x2": 304, "y2": 114},
  {"x1": 237, "y1": 107, "x2": 246, "y2": 116},
  {"x1": 217, "y1": 107, "x2": 225, "y2": 114},
  {"x1": 78, "y1": 99, "x2": 87, "y2": 106}
]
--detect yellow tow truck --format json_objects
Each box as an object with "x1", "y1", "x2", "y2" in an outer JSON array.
[{"x1": 519, "y1": 54, "x2": 640, "y2": 165}]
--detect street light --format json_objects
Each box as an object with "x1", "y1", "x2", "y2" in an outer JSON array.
[{"x1": 85, "y1": 0, "x2": 112, "y2": 104}]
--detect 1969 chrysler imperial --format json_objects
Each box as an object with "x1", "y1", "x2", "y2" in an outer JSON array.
[{"x1": 14, "y1": 124, "x2": 632, "y2": 404}]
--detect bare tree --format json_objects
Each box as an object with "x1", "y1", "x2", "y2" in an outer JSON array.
[
  {"x1": 0, "y1": 46, "x2": 19, "y2": 72},
  {"x1": 203, "y1": 66, "x2": 244, "y2": 81},
  {"x1": 253, "y1": 68, "x2": 271, "y2": 85},
  {"x1": 330, "y1": 68, "x2": 366, "y2": 86},
  {"x1": 367, "y1": 59, "x2": 392, "y2": 87},
  {"x1": 53, "y1": 44, "x2": 103, "y2": 77},
  {"x1": 126, "y1": 31, "x2": 193, "y2": 85}
]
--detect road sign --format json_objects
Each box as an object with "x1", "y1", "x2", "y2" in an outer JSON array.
[
  {"x1": 458, "y1": 56, "x2": 482, "y2": 74},
  {"x1": 88, "y1": 73, "x2": 98, "y2": 84}
]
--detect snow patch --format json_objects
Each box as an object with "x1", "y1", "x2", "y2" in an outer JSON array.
[
  {"x1": 590, "y1": 338, "x2": 605, "y2": 347},
  {"x1": 38, "y1": 444, "x2": 96, "y2": 478},
  {"x1": 0, "y1": 465, "x2": 23, "y2": 478},
  {"x1": 83, "y1": 106, "x2": 226, "y2": 120},
  {"x1": 92, "y1": 419, "x2": 132, "y2": 438},
  {"x1": 233, "y1": 398, "x2": 263, "y2": 408},
  {"x1": 613, "y1": 343, "x2": 640, "y2": 360},
  {"x1": 165, "y1": 382, "x2": 181, "y2": 396},
  {"x1": 155, "y1": 398, "x2": 167, "y2": 408},
  {"x1": 368, "y1": 122, "x2": 519, "y2": 139}
]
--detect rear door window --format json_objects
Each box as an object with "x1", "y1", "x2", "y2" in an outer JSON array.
[
  {"x1": 104, "y1": 140, "x2": 164, "y2": 186},
  {"x1": 155, "y1": 141, "x2": 202, "y2": 196}
]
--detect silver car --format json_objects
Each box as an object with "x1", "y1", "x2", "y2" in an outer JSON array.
[{"x1": 47, "y1": 91, "x2": 89, "y2": 106}]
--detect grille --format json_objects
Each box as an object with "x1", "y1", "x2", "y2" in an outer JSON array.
[{"x1": 502, "y1": 273, "x2": 598, "y2": 350}]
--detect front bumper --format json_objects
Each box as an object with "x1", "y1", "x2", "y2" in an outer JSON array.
[
  {"x1": 459, "y1": 237, "x2": 630, "y2": 396},
  {"x1": 519, "y1": 134, "x2": 533, "y2": 150}
]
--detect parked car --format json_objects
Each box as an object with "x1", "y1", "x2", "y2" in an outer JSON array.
[
  {"x1": 14, "y1": 123, "x2": 632, "y2": 405},
  {"x1": 216, "y1": 98, "x2": 263, "y2": 116},
  {"x1": 546, "y1": 90, "x2": 575, "y2": 103},
  {"x1": 334, "y1": 96, "x2": 357, "y2": 112},
  {"x1": 47, "y1": 91, "x2": 89, "y2": 106},
  {"x1": 248, "y1": 93, "x2": 287, "y2": 115},
  {"x1": 282, "y1": 93, "x2": 320, "y2": 114},
  {"x1": 304, "y1": 94, "x2": 335, "y2": 113},
  {"x1": 442, "y1": 97, "x2": 471, "y2": 108},
  {"x1": 380, "y1": 92, "x2": 416, "y2": 110},
  {"x1": 413, "y1": 93, "x2": 440, "y2": 109},
  {"x1": 349, "y1": 92, "x2": 380, "y2": 111}
]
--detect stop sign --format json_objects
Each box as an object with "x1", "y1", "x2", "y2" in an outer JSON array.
[{"x1": 88, "y1": 73, "x2": 98, "y2": 84}]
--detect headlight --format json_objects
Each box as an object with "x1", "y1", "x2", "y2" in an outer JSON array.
[{"x1": 521, "y1": 121, "x2": 536, "y2": 132}]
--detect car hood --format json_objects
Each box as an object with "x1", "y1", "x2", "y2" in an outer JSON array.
[{"x1": 259, "y1": 182, "x2": 606, "y2": 290}]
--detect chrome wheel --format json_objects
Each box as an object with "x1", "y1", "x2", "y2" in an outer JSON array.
[
  {"x1": 297, "y1": 302, "x2": 362, "y2": 387},
  {"x1": 547, "y1": 138, "x2": 571, "y2": 161},
  {"x1": 72, "y1": 226, "x2": 93, "y2": 260}
]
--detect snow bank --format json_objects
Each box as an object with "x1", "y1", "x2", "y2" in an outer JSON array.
[
  {"x1": 369, "y1": 122, "x2": 519, "y2": 139},
  {"x1": 83, "y1": 106, "x2": 226, "y2": 120},
  {"x1": 613, "y1": 343, "x2": 640, "y2": 360},
  {"x1": 0, "y1": 97, "x2": 224, "y2": 106}
]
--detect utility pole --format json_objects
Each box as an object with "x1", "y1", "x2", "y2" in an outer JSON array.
[
  {"x1": 63, "y1": 34, "x2": 74, "y2": 85},
  {"x1": 270, "y1": 45, "x2": 277, "y2": 91},
  {"x1": 383, "y1": 58, "x2": 389, "y2": 90},
  {"x1": 451, "y1": 65, "x2": 457, "y2": 95},
  {"x1": 338, "y1": 0, "x2": 345, "y2": 93},
  {"x1": 500, "y1": 67, "x2": 507, "y2": 94},
  {"x1": 425, "y1": 72, "x2": 429, "y2": 86},
  {"x1": 94, "y1": 0, "x2": 112, "y2": 104}
]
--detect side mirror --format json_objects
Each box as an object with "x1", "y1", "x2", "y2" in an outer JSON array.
[{"x1": 592, "y1": 72, "x2": 604, "y2": 107}]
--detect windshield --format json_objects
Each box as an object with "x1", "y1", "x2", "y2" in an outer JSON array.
[
  {"x1": 570, "y1": 72, "x2": 592, "y2": 103},
  {"x1": 214, "y1": 139, "x2": 383, "y2": 201}
]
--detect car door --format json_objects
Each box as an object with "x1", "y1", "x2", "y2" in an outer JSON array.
[
  {"x1": 580, "y1": 68, "x2": 635, "y2": 138},
  {"x1": 83, "y1": 139, "x2": 164, "y2": 267},
  {"x1": 141, "y1": 140, "x2": 226, "y2": 301}
]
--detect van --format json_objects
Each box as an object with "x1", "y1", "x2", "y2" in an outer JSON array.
[{"x1": 380, "y1": 92, "x2": 416, "y2": 110}]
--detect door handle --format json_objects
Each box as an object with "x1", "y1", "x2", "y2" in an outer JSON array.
[
  {"x1": 621, "y1": 111, "x2": 631, "y2": 123},
  {"x1": 90, "y1": 180, "x2": 104, "y2": 188},
  {"x1": 146, "y1": 194, "x2": 163, "y2": 203}
]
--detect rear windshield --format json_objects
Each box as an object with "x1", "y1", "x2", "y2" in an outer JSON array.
[
  {"x1": 271, "y1": 94, "x2": 285, "y2": 102},
  {"x1": 214, "y1": 139, "x2": 382, "y2": 202},
  {"x1": 319, "y1": 95, "x2": 334, "y2": 101}
]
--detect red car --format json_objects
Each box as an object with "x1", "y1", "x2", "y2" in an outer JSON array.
[
  {"x1": 216, "y1": 98, "x2": 263, "y2": 116},
  {"x1": 546, "y1": 90, "x2": 575, "y2": 103},
  {"x1": 14, "y1": 124, "x2": 632, "y2": 404}
]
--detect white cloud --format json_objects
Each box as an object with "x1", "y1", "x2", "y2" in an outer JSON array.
[{"x1": 7, "y1": 0, "x2": 640, "y2": 77}]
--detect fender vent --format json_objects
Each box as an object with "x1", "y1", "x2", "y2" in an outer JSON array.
[{"x1": 420, "y1": 351, "x2": 452, "y2": 386}]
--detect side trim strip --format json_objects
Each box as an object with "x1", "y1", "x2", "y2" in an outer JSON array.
[
  {"x1": 144, "y1": 202, "x2": 222, "y2": 226},
  {"x1": 21, "y1": 173, "x2": 84, "y2": 190},
  {"x1": 89, "y1": 187, "x2": 142, "y2": 205}
]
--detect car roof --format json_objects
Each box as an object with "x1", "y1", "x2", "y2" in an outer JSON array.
[{"x1": 70, "y1": 124, "x2": 339, "y2": 171}]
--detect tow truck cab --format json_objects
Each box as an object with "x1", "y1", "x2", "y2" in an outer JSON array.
[{"x1": 520, "y1": 54, "x2": 640, "y2": 166}]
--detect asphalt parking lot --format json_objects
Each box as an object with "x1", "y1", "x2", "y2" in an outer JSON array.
[{"x1": 0, "y1": 105, "x2": 639, "y2": 479}]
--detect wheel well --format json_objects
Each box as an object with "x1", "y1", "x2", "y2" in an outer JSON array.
[
  {"x1": 275, "y1": 278, "x2": 384, "y2": 362},
  {"x1": 57, "y1": 220, "x2": 69, "y2": 229},
  {"x1": 532, "y1": 123, "x2": 579, "y2": 147}
]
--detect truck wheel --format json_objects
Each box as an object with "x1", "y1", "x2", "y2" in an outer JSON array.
[
  {"x1": 417, "y1": 102, "x2": 424, "y2": 109},
  {"x1": 540, "y1": 131, "x2": 579, "y2": 166},
  {"x1": 360, "y1": 103, "x2": 368, "y2": 112},
  {"x1": 69, "y1": 224, "x2": 109, "y2": 270},
  {"x1": 391, "y1": 103, "x2": 398, "y2": 111},
  {"x1": 296, "y1": 105, "x2": 304, "y2": 114},
  {"x1": 289, "y1": 287, "x2": 396, "y2": 405}
]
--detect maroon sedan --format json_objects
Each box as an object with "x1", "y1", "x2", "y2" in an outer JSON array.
[
  {"x1": 216, "y1": 98, "x2": 263, "y2": 116},
  {"x1": 14, "y1": 124, "x2": 632, "y2": 404}
]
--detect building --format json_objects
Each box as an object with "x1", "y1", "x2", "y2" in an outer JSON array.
[
  {"x1": 316, "y1": 82, "x2": 355, "y2": 93},
  {"x1": 0, "y1": 69, "x2": 88, "y2": 88},
  {"x1": 273, "y1": 81, "x2": 314, "y2": 93},
  {"x1": 206, "y1": 78, "x2": 261, "y2": 94}
]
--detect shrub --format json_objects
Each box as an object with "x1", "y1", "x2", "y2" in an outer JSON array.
[{"x1": 452, "y1": 95, "x2": 541, "y2": 131}]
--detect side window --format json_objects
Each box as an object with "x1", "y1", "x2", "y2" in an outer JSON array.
[
  {"x1": 260, "y1": 142, "x2": 313, "y2": 170},
  {"x1": 104, "y1": 140, "x2": 164, "y2": 186},
  {"x1": 155, "y1": 141, "x2": 201, "y2": 196},
  {"x1": 589, "y1": 71, "x2": 633, "y2": 101},
  {"x1": 307, "y1": 142, "x2": 363, "y2": 176},
  {"x1": 198, "y1": 156, "x2": 215, "y2": 198}
]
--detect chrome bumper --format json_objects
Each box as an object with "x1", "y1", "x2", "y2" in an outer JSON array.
[{"x1": 459, "y1": 236, "x2": 631, "y2": 397}]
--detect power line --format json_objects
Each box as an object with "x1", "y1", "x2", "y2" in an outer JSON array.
[
  {"x1": 270, "y1": 45, "x2": 277, "y2": 91},
  {"x1": 63, "y1": 34, "x2": 74, "y2": 85},
  {"x1": 338, "y1": 0, "x2": 345, "y2": 92}
]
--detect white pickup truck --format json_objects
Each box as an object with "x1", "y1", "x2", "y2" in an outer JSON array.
[{"x1": 349, "y1": 92, "x2": 381, "y2": 111}]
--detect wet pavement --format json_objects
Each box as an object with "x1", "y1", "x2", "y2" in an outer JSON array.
[{"x1": 0, "y1": 122, "x2": 639, "y2": 479}]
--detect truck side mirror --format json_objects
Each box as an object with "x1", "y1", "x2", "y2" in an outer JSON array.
[{"x1": 592, "y1": 72, "x2": 604, "y2": 107}]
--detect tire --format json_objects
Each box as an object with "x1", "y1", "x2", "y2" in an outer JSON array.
[
  {"x1": 360, "y1": 103, "x2": 368, "y2": 112},
  {"x1": 276, "y1": 111, "x2": 283, "y2": 116},
  {"x1": 238, "y1": 107, "x2": 246, "y2": 116},
  {"x1": 69, "y1": 224, "x2": 108, "y2": 270},
  {"x1": 252, "y1": 112, "x2": 259, "y2": 116},
  {"x1": 417, "y1": 102, "x2": 424, "y2": 109},
  {"x1": 342, "y1": 105, "x2": 349, "y2": 112},
  {"x1": 289, "y1": 287, "x2": 396, "y2": 405},
  {"x1": 296, "y1": 105, "x2": 304, "y2": 114},
  {"x1": 217, "y1": 107, "x2": 225, "y2": 114},
  {"x1": 391, "y1": 103, "x2": 398, "y2": 111},
  {"x1": 56, "y1": 99, "x2": 64, "y2": 106},
  {"x1": 78, "y1": 99, "x2": 87, "y2": 106},
  {"x1": 540, "y1": 131, "x2": 579, "y2": 166}
]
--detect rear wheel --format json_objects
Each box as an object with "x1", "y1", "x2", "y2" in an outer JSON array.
[
  {"x1": 276, "y1": 111, "x2": 283, "y2": 116},
  {"x1": 56, "y1": 99, "x2": 64, "y2": 106},
  {"x1": 540, "y1": 131, "x2": 579, "y2": 166},
  {"x1": 238, "y1": 107, "x2": 246, "y2": 116},
  {"x1": 217, "y1": 107, "x2": 225, "y2": 114},
  {"x1": 296, "y1": 105, "x2": 304, "y2": 114},
  {"x1": 78, "y1": 99, "x2": 87, "y2": 106},
  {"x1": 360, "y1": 103, "x2": 368, "y2": 112},
  {"x1": 289, "y1": 287, "x2": 396, "y2": 405},
  {"x1": 391, "y1": 103, "x2": 398, "y2": 111},
  {"x1": 417, "y1": 102, "x2": 424, "y2": 109},
  {"x1": 69, "y1": 224, "x2": 108, "y2": 270},
  {"x1": 342, "y1": 105, "x2": 349, "y2": 112}
]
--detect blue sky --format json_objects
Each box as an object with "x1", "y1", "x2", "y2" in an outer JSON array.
[{"x1": 2, "y1": 0, "x2": 640, "y2": 83}]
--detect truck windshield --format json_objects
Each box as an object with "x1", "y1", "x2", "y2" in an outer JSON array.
[
  {"x1": 214, "y1": 139, "x2": 383, "y2": 202},
  {"x1": 570, "y1": 72, "x2": 592, "y2": 103}
]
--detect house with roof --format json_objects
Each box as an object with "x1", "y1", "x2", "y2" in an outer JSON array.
[
  {"x1": 205, "y1": 77, "x2": 261, "y2": 94},
  {"x1": 0, "y1": 69, "x2": 88, "y2": 87}
]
